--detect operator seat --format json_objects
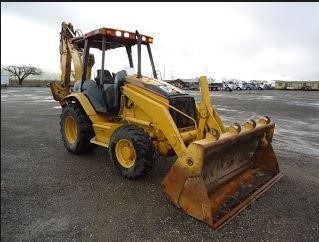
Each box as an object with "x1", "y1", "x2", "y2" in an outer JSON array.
[
  {"x1": 73, "y1": 70, "x2": 127, "y2": 116},
  {"x1": 106, "y1": 70, "x2": 127, "y2": 115},
  {"x1": 73, "y1": 79, "x2": 107, "y2": 113},
  {"x1": 95, "y1": 70, "x2": 114, "y2": 85},
  {"x1": 113, "y1": 70, "x2": 127, "y2": 110},
  {"x1": 97, "y1": 70, "x2": 115, "y2": 109}
]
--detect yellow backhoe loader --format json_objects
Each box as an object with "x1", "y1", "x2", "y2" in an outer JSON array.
[{"x1": 50, "y1": 22, "x2": 283, "y2": 229}]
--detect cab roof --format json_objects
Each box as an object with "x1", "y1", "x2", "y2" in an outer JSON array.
[{"x1": 70, "y1": 27, "x2": 153, "y2": 50}]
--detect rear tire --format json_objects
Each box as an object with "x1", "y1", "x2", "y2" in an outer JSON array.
[
  {"x1": 109, "y1": 125, "x2": 155, "y2": 179},
  {"x1": 60, "y1": 103, "x2": 97, "y2": 154}
]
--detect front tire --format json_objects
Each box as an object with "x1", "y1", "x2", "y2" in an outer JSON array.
[
  {"x1": 109, "y1": 125, "x2": 155, "y2": 179},
  {"x1": 60, "y1": 103, "x2": 97, "y2": 154}
]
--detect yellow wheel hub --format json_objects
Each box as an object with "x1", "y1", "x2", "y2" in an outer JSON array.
[
  {"x1": 115, "y1": 139, "x2": 136, "y2": 168},
  {"x1": 65, "y1": 116, "x2": 78, "y2": 144}
]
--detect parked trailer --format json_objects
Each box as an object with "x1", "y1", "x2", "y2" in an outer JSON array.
[
  {"x1": 209, "y1": 82, "x2": 223, "y2": 91},
  {"x1": 275, "y1": 81, "x2": 319, "y2": 91}
]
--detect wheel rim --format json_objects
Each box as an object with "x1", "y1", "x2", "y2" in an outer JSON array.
[
  {"x1": 65, "y1": 116, "x2": 78, "y2": 144},
  {"x1": 115, "y1": 139, "x2": 136, "y2": 168}
]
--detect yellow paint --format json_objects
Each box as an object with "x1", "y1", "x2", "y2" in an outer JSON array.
[
  {"x1": 198, "y1": 77, "x2": 225, "y2": 133},
  {"x1": 115, "y1": 139, "x2": 137, "y2": 168},
  {"x1": 122, "y1": 83, "x2": 187, "y2": 157},
  {"x1": 51, "y1": 22, "x2": 95, "y2": 103},
  {"x1": 51, "y1": 22, "x2": 282, "y2": 229},
  {"x1": 63, "y1": 93, "x2": 123, "y2": 146},
  {"x1": 65, "y1": 116, "x2": 78, "y2": 144}
]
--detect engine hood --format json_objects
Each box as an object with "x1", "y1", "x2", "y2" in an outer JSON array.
[{"x1": 126, "y1": 75, "x2": 187, "y2": 98}]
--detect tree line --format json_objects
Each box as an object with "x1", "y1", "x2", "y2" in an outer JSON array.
[{"x1": 2, "y1": 65, "x2": 42, "y2": 85}]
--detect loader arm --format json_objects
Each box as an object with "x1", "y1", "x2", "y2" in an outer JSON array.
[
  {"x1": 122, "y1": 83, "x2": 188, "y2": 157},
  {"x1": 196, "y1": 77, "x2": 226, "y2": 140},
  {"x1": 161, "y1": 76, "x2": 283, "y2": 229}
]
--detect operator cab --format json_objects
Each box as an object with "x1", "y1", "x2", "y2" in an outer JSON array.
[{"x1": 72, "y1": 27, "x2": 156, "y2": 116}]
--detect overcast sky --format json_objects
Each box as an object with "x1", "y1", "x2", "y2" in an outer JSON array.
[{"x1": 1, "y1": 2, "x2": 319, "y2": 80}]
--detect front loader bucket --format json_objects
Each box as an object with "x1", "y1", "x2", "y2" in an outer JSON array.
[{"x1": 162, "y1": 118, "x2": 283, "y2": 229}]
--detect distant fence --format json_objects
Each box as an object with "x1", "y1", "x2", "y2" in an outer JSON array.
[{"x1": 8, "y1": 79, "x2": 57, "y2": 87}]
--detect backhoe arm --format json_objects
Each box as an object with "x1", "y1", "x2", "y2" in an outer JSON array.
[{"x1": 50, "y1": 22, "x2": 95, "y2": 105}]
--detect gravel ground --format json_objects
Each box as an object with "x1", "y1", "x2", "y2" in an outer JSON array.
[{"x1": 1, "y1": 87, "x2": 319, "y2": 241}]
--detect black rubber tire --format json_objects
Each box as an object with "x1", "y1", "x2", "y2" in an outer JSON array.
[
  {"x1": 60, "y1": 103, "x2": 97, "y2": 154},
  {"x1": 109, "y1": 125, "x2": 155, "y2": 179}
]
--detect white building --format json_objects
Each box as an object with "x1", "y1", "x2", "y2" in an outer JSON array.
[{"x1": 1, "y1": 74, "x2": 9, "y2": 87}]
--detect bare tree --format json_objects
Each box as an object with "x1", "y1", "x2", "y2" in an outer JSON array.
[{"x1": 3, "y1": 65, "x2": 42, "y2": 85}]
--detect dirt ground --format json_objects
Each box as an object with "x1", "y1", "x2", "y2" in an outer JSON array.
[{"x1": 1, "y1": 87, "x2": 319, "y2": 241}]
